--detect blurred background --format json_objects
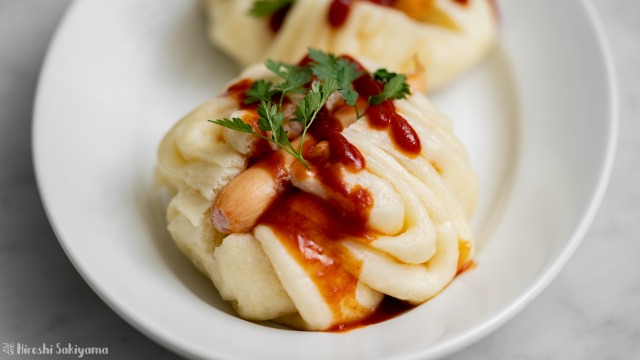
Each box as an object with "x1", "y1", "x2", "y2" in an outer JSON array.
[{"x1": 1, "y1": 0, "x2": 638, "y2": 359}]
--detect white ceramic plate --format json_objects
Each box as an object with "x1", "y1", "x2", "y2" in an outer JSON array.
[{"x1": 33, "y1": 0, "x2": 617, "y2": 359}]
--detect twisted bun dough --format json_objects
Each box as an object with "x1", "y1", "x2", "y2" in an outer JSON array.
[
  {"x1": 156, "y1": 62, "x2": 477, "y2": 330},
  {"x1": 205, "y1": 0, "x2": 497, "y2": 91}
]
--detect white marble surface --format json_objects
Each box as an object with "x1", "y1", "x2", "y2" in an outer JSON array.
[{"x1": 1, "y1": 0, "x2": 638, "y2": 359}]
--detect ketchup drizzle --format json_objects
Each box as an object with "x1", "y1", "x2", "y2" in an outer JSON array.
[
  {"x1": 310, "y1": 109, "x2": 366, "y2": 171},
  {"x1": 269, "y1": 3, "x2": 292, "y2": 32},
  {"x1": 328, "y1": 0, "x2": 352, "y2": 27},
  {"x1": 352, "y1": 71, "x2": 422, "y2": 157},
  {"x1": 224, "y1": 78, "x2": 253, "y2": 104}
]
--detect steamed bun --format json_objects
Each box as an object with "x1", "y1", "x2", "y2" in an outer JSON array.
[
  {"x1": 156, "y1": 53, "x2": 477, "y2": 330},
  {"x1": 205, "y1": 0, "x2": 497, "y2": 91}
]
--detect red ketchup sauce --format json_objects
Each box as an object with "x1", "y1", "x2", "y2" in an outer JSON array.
[
  {"x1": 268, "y1": 3, "x2": 293, "y2": 32},
  {"x1": 310, "y1": 108, "x2": 366, "y2": 171},
  {"x1": 224, "y1": 78, "x2": 253, "y2": 105},
  {"x1": 328, "y1": 0, "x2": 352, "y2": 27},
  {"x1": 330, "y1": 296, "x2": 414, "y2": 332}
]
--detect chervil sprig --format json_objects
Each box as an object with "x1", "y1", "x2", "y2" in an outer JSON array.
[
  {"x1": 208, "y1": 117, "x2": 254, "y2": 134},
  {"x1": 266, "y1": 60, "x2": 312, "y2": 108},
  {"x1": 292, "y1": 79, "x2": 339, "y2": 155},
  {"x1": 369, "y1": 69, "x2": 411, "y2": 105},
  {"x1": 308, "y1": 48, "x2": 362, "y2": 116},
  {"x1": 210, "y1": 100, "x2": 309, "y2": 167},
  {"x1": 244, "y1": 79, "x2": 277, "y2": 104}
]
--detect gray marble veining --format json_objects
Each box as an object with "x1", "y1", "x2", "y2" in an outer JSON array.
[{"x1": 1, "y1": 0, "x2": 638, "y2": 359}]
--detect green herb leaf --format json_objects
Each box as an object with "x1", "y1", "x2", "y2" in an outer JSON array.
[
  {"x1": 308, "y1": 48, "x2": 362, "y2": 110},
  {"x1": 308, "y1": 48, "x2": 338, "y2": 81},
  {"x1": 369, "y1": 70, "x2": 411, "y2": 105},
  {"x1": 208, "y1": 118, "x2": 254, "y2": 133},
  {"x1": 257, "y1": 101, "x2": 286, "y2": 135},
  {"x1": 317, "y1": 79, "x2": 340, "y2": 106},
  {"x1": 336, "y1": 58, "x2": 361, "y2": 106},
  {"x1": 291, "y1": 91, "x2": 318, "y2": 124},
  {"x1": 266, "y1": 60, "x2": 313, "y2": 95},
  {"x1": 292, "y1": 79, "x2": 339, "y2": 156},
  {"x1": 245, "y1": 79, "x2": 277, "y2": 104},
  {"x1": 372, "y1": 69, "x2": 396, "y2": 83},
  {"x1": 248, "y1": 0, "x2": 294, "y2": 18}
]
